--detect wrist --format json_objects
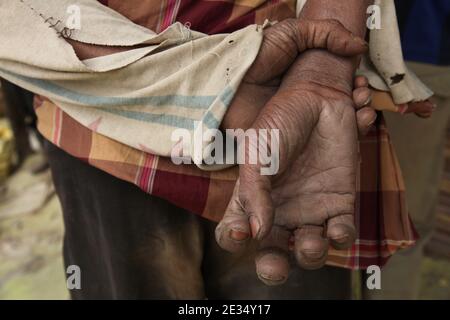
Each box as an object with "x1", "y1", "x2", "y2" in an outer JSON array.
[{"x1": 280, "y1": 49, "x2": 356, "y2": 96}]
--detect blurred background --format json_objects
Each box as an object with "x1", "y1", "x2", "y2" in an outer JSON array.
[{"x1": 0, "y1": 81, "x2": 68, "y2": 299}]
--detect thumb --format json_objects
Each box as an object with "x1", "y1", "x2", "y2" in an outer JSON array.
[
  {"x1": 245, "y1": 18, "x2": 367, "y2": 84},
  {"x1": 294, "y1": 19, "x2": 368, "y2": 56}
]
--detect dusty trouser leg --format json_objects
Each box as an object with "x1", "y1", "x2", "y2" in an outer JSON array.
[
  {"x1": 363, "y1": 63, "x2": 450, "y2": 299},
  {"x1": 202, "y1": 220, "x2": 351, "y2": 300},
  {"x1": 44, "y1": 141, "x2": 205, "y2": 299}
]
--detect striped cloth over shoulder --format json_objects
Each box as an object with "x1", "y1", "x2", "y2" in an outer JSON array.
[{"x1": 0, "y1": 0, "x2": 264, "y2": 164}]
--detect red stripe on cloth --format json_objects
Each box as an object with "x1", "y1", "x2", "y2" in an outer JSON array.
[
  {"x1": 358, "y1": 191, "x2": 380, "y2": 242},
  {"x1": 176, "y1": 0, "x2": 250, "y2": 34},
  {"x1": 152, "y1": 170, "x2": 210, "y2": 215},
  {"x1": 161, "y1": 0, "x2": 180, "y2": 31},
  {"x1": 138, "y1": 153, "x2": 156, "y2": 193}
]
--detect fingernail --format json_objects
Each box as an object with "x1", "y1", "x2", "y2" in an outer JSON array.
[
  {"x1": 364, "y1": 95, "x2": 372, "y2": 106},
  {"x1": 361, "y1": 116, "x2": 377, "y2": 136},
  {"x1": 301, "y1": 249, "x2": 326, "y2": 260},
  {"x1": 331, "y1": 234, "x2": 351, "y2": 244},
  {"x1": 249, "y1": 216, "x2": 261, "y2": 239},
  {"x1": 259, "y1": 273, "x2": 286, "y2": 283},
  {"x1": 398, "y1": 104, "x2": 409, "y2": 114},
  {"x1": 368, "y1": 115, "x2": 377, "y2": 126},
  {"x1": 229, "y1": 229, "x2": 250, "y2": 241},
  {"x1": 355, "y1": 37, "x2": 368, "y2": 47}
]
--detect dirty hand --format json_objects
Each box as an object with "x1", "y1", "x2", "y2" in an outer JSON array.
[{"x1": 216, "y1": 19, "x2": 372, "y2": 285}]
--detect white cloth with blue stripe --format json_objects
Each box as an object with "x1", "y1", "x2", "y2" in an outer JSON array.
[{"x1": 0, "y1": 0, "x2": 264, "y2": 166}]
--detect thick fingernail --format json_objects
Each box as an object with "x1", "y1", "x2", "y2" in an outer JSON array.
[
  {"x1": 258, "y1": 273, "x2": 287, "y2": 286},
  {"x1": 398, "y1": 104, "x2": 409, "y2": 114},
  {"x1": 229, "y1": 229, "x2": 250, "y2": 241},
  {"x1": 256, "y1": 251, "x2": 290, "y2": 286},
  {"x1": 328, "y1": 224, "x2": 356, "y2": 249},
  {"x1": 249, "y1": 216, "x2": 261, "y2": 239},
  {"x1": 298, "y1": 250, "x2": 327, "y2": 270},
  {"x1": 354, "y1": 36, "x2": 368, "y2": 47},
  {"x1": 368, "y1": 115, "x2": 377, "y2": 126},
  {"x1": 364, "y1": 95, "x2": 372, "y2": 106},
  {"x1": 301, "y1": 249, "x2": 326, "y2": 260},
  {"x1": 331, "y1": 234, "x2": 351, "y2": 245}
]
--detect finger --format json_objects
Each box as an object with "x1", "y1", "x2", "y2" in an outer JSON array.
[
  {"x1": 215, "y1": 181, "x2": 251, "y2": 253},
  {"x1": 326, "y1": 213, "x2": 356, "y2": 250},
  {"x1": 371, "y1": 90, "x2": 399, "y2": 112},
  {"x1": 353, "y1": 87, "x2": 372, "y2": 109},
  {"x1": 354, "y1": 76, "x2": 369, "y2": 89},
  {"x1": 255, "y1": 226, "x2": 291, "y2": 286},
  {"x1": 356, "y1": 107, "x2": 377, "y2": 135},
  {"x1": 247, "y1": 19, "x2": 367, "y2": 84},
  {"x1": 239, "y1": 166, "x2": 274, "y2": 240},
  {"x1": 296, "y1": 19, "x2": 368, "y2": 57},
  {"x1": 294, "y1": 226, "x2": 329, "y2": 270},
  {"x1": 408, "y1": 100, "x2": 436, "y2": 118}
]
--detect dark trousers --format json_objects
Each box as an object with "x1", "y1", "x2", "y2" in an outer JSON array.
[{"x1": 45, "y1": 141, "x2": 351, "y2": 299}]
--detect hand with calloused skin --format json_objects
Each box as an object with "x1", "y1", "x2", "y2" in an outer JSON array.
[{"x1": 216, "y1": 18, "x2": 376, "y2": 285}]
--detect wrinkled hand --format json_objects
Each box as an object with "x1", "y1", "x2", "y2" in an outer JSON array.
[
  {"x1": 221, "y1": 18, "x2": 371, "y2": 131},
  {"x1": 216, "y1": 19, "x2": 373, "y2": 285}
]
